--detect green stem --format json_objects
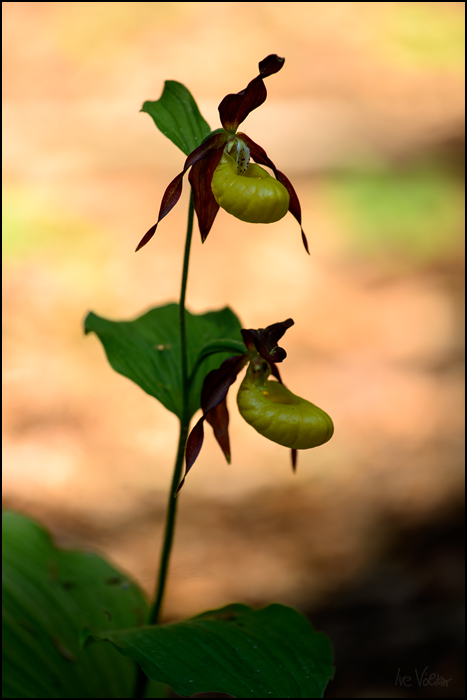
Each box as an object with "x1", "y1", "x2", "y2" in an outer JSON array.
[
  {"x1": 187, "y1": 340, "x2": 246, "y2": 389},
  {"x1": 179, "y1": 191, "x2": 195, "y2": 409},
  {"x1": 133, "y1": 192, "x2": 195, "y2": 699}
]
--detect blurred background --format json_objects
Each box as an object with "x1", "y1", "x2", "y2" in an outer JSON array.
[{"x1": 3, "y1": 2, "x2": 465, "y2": 697}]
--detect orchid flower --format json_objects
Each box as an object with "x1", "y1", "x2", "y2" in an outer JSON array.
[
  {"x1": 177, "y1": 319, "x2": 334, "y2": 492},
  {"x1": 137, "y1": 55, "x2": 309, "y2": 253}
]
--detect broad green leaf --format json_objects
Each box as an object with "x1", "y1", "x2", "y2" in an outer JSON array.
[
  {"x1": 84, "y1": 303, "x2": 243, "y2": 420},
  {"x1": 2, "y1": 511, "x2": 166, "y2": 698},
  {"x1": 93, "y1": 603, "x2": 334, "y2": 698},
  {"x1": 142, "y1": 81, "x2": 211, "y2": 156}
]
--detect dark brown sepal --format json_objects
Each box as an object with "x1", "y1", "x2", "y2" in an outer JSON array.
[
  {"x1": 205, "y1": 398, "x2": 231, "y2": 463},
  {"x1": 178, "y1": 353, "x2": 249, "y2": 492},
  {"x1": 188, "y1": 146, "x2": 223, "y2": 242},
  {"x1": 136, "y1": 171, "x2": 184, "y2": 251},
  {"x1": 218, "y1": 55, "x2": 285, "y2": 133}
]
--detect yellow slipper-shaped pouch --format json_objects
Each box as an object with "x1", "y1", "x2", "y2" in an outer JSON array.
[
  {"x1": 211, "y1": 151, "x2": 290, "y2": 224},
  {"x1": 237, "y1": 360, "x2": 334, "y2": 450}
]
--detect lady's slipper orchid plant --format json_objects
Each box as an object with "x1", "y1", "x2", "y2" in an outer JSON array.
[
  {"x1": 78, "y1": 54, "x2": 336, "y2": 699},
  {"x1": 136, "y1": 54, "x2": 309, "y2": 253},
  {"x1": 177, "y1": 319, "x2": 334, "y2": 492}
]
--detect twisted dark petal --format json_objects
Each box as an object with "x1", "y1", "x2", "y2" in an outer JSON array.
[
  {"x1": 241, "y1": 319, "x2": 294, "y2": 365},
  {"x1": 291, "y1": 449, "x2": 297, "y2": 473},
  {"x1": 238, "y1": 133, "x2": 310, "y2": 254},
  {"x1": 188, "y1": 146, "x2": 223, "y2": 243},
  {"x1": 258, "y1": 54, "x2": 286, "y2": 77},
  {"x1": 136, "y1": 132, "x2": 228, "y2": 251},
  {"x1": 261, "y1": 319, "x2": 294, "y2": 355},
  {"x1": 136, "y1": 171, "x2": 184, "y2": 251},
  {"x1": 218, "y1": 55, "x2": 285, "y2": 132},
  {"x1": 178, "y1": 354, "x2": 249, "y2": 493}
]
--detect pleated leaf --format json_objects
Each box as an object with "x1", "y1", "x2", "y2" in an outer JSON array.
[
  {"x1": 141, "y1": 81, "x2": 211, "y2": 156},
  {"x1": 2, "y1": 511, "x2": 166, "y2": 698},
  {"x1": 84, "y1": 303, "x2": 243, "y2": 420},
  {"x1": 93, "y1": 603, "x2": 334, "y2": 698}
]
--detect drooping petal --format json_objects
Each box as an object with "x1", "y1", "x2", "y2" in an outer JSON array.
[
  {"x1": 178, "y1": 353, "x2": 249, "y2": 493},
  {"x1": 181, "y1": 419, "x2": 204, "y2": 491},
  {"x1": 136, "y1": 131, "x2": 228, "y2": 251},
  {"x1": 238, "y1": 133, "x2": 310, "y2": 254},
  {"x1": 200, "y1": 353, "x2": 249, "y2": 415},
  {"x1": 188, "y1": 146, "x2": 223, "y2": 242},
  {"x1": 291, "y1": 448, "x2": 297, "y2": 473},
  {"x1": 136, "y1": 170, "x2": 184, "y2": 251},
  {"x1": 241, "y1": 319, "x2": 294, "y2": 365},
  {"x1": 218, "y1": 55, "x2": 285, "y2": 133},
  {"x1": 204, "y1": 398, "x2": 231, "y2": 463},
  {"x1": 269, "y1": 362, "x2": 283, "y2": 384}
]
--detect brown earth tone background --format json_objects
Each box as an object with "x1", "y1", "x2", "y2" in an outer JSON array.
[{"x1": 3, "y1": 2, "x2": 465, "y2": 697}]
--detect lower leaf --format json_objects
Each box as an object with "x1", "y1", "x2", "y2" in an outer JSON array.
[
  {"x1": 93, "y1": 603, "x2": 334, "y2": 698},
  {"x1": 2, "y1": 511, "x2": 151, "y2": 698}
]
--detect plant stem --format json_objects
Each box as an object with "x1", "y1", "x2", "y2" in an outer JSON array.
[
  {"x1": 179, "y1": 191, "x2": 195, "y2": 410},
  {"x1": 147, "y1": 421, "x2": 188, "y2": 627},
  {"x1": 133, "y1": 191, "x2": 195, "y2": 699}
]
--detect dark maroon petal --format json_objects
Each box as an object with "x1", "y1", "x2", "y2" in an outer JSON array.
[
  {"x1": 258, "y1": 54, "x2": 286, "y2": 77},
  {"x1": 238, "y1": 133, "x2": 310, "y2": 254},
  {"x1": 241, "y1": 319, "x2": 294, "y2": 365},
  {"x1": 136, "y1": 131, "x2": 228, "y2": 251},
  {"x1": 274, "y1": 169, "x2": 310, "y2": 255},
  {"x1": 291, "y1": 448, "x2": 297, "y2": 472},
  {"x1": 270, "y1": 362, "x2": 283, "y2": 384},
  {"x1": 178, "y1": 353, "x2": 249, "y2": 492},
  {"x1": 261, "y1": 319, "x2": 294, "y2": 356},
  {"x1": 136, "y1": 171, "x2": 184, "y2": 251},
  {"x1": 177, "y1": 417, "x2": 204, "y2": 494},
  {"x1": 201, "y1": 354, "x2": 250, "y2": 415},
  {"x1": 188, "y1": 146, "x2": 223, "y2": 243},
  {"x1": 218, "y1": 55, "x2": 285, "y2": 133},
  {"x1": 205, "y1": 398, "x2": 231, "y2": 463},
  {"x1": 240, "y1": 328, "x2": 258, "y2": 353}
]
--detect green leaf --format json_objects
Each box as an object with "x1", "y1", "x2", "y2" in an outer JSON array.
[
  {"x1": 93, "y1": 603, "x2": 333, "y2": 698},
  {"x1": 84, "y1": 303, "x2": 244, "y2": 420},
  {"x1": 2, "y1": 511, "x2": 168, "y2": 698},
  {"x1": 142, "y1": 81, "x2": 211, "y2": 156}
]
